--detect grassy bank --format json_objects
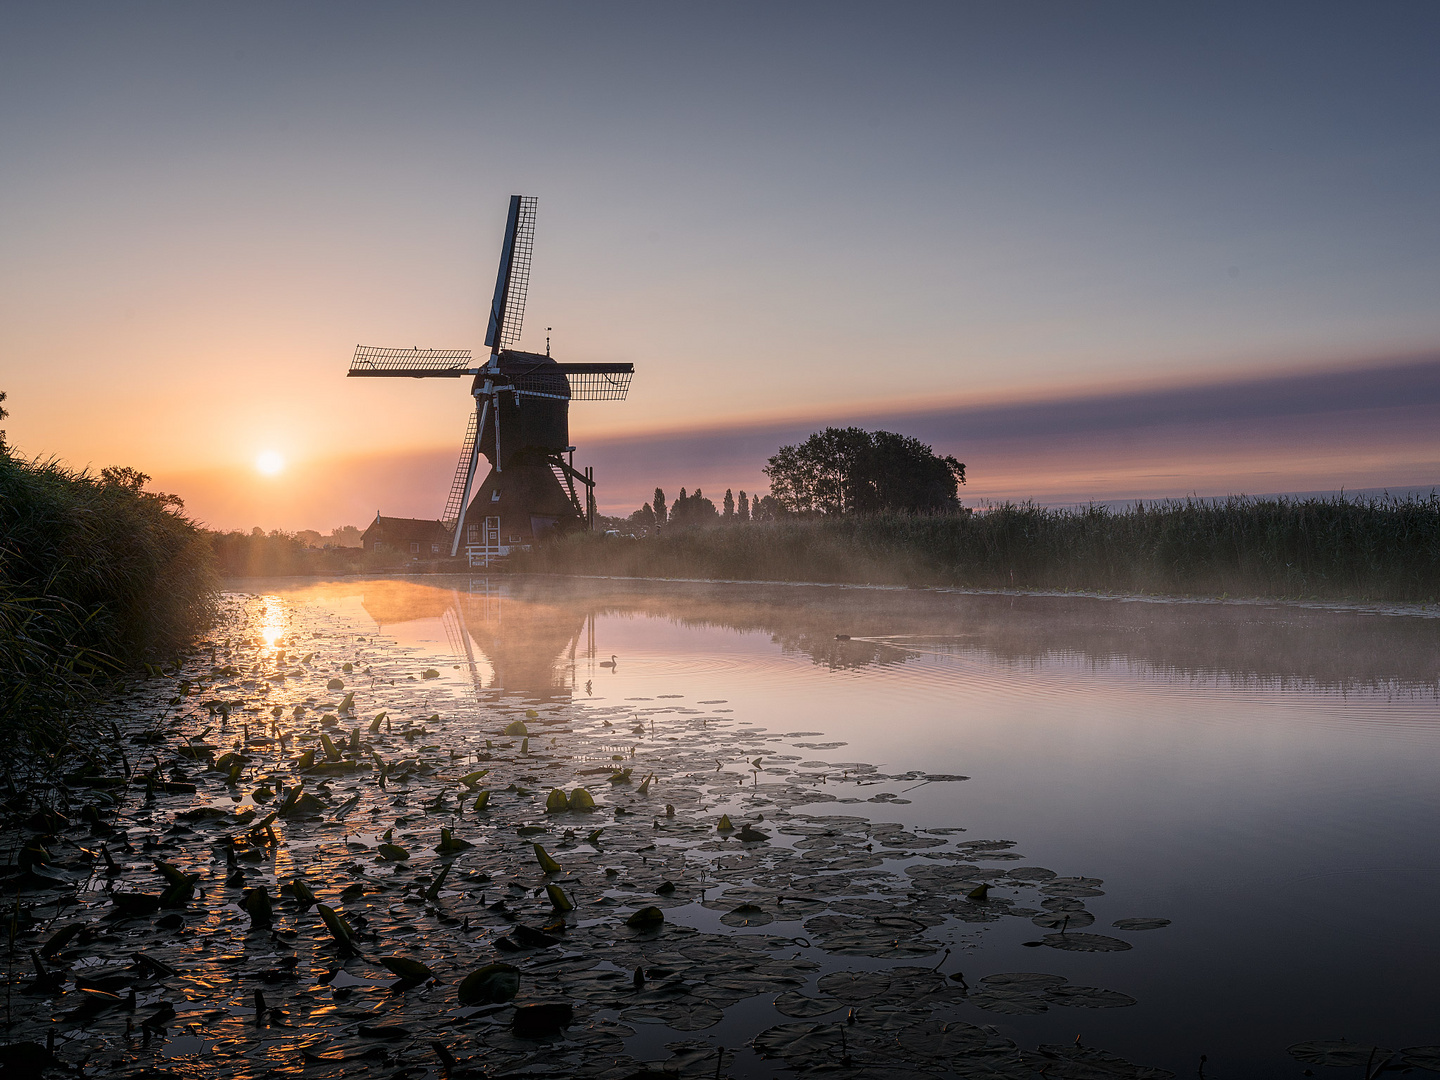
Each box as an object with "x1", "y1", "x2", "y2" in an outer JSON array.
[
  {"x1": 511, "y1": 494, "x2": 1440, "y2": 602},
  {"x1": 0, "y1": 453, "x2": 217, "y2": 745}
]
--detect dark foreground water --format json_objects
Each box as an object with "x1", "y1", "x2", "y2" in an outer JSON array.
[{"x1": 5, "y1": 575, "x2": 1438, "y2": 1079}]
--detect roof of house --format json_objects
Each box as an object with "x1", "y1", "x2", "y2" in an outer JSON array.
[{"x1": 361, "y1": 516, "x2": 451, "y2": 545}]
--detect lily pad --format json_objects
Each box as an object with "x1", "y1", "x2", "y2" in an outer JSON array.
[
  {"x1": 380, "y1": 955, "x2": 434, "y2": 983},
  {"x1": 1288, "y1": 1041, "x2": 1394, "y2": 1067},
  {"x1": 1112, "y1": 917, "x2": 1171, "y2": 931},
  {"x1": 458, "y1": 963, "x2": 520, "y2": 1004},
  {"x1": 1042, "y1": 933, "x2": 1132, "y2": 953},
  {"x1": 773, "y1": 991, "x2": 843, "y2": 1018}
]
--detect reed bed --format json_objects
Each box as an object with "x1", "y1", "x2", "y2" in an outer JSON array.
[
  {"x1": 514, "y1": 494, "x2": 1440, "y2": 602},
  {"x1": 0, "y1": 453, "x2": 217, "y2": 751}
]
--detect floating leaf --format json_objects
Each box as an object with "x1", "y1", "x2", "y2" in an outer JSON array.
[
  {"x1": 533, "y1": 844, "x2": 562, "y2": 874},
  {"x1": 513, "y1": 1002, "x2": 573, "y2": 1038},
  {"x1": 380, "y1": 955, "x2": 434, "y2": 983},
  {"x1": 378, "y1": 843, "x2": 410, "y2": 861},
  {"x1": 473, "y1": 790, "x2": 491, "y2": 811},
  {"x1": 545, "y1": 788, "x2": 568, "y2": 813},
  {"x1": 968, "y1": 988, "x2": 1049, "y2": 1015},
  {"x1": 626, "y1": 906, "x2": 665, "y2": 929},
  {"x1": 717, "y1": 815, "x2": 733, "y2": 832},
  {"x1": 437, "y1": 828, "x2": 472, "y2": 854},
  {"x1": 1041, "y1": 932, "x2": 1132, "y2": 953},
  {"x1": 1111, "y1": 917, "x2": 1171, "y2": 931},
  {"x1": 568, "y1": 787, "x2": 596, "y2": 811},
  {"x1": 504, "y1": 720, "x2": 528, "y2": 736},
  {"x1": 1288, "y1": 1041, "x2": 1394, "y2": 1067},
  {"x1": 327, "y1": 678, "x2": 344, "y2": 690},
  {"x1": 422, "y1": 669, "x2": 440, "y2": 679},
  {"x1": 817, "y1": 970, "x2": 892, "y2": 1003},
  {"x1": 773, "y1": 991, "x2": 842, "y2": 1018},
  {"x1": 1031, "y1": 911, "x2": 1094, "y2": 930},
  {"x1": 1048, "y1": 985, "x2": 1137, "y2": 1009},
  {"x1": 458, "y1": 963, "x2": 520, "y2": 1005},
  {"x1": 458, "y1": 769, "x2": 489, "y2": 789}
]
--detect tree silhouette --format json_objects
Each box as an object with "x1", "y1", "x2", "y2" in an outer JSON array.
[
  {"x1": 653, "y1": 487, "x2": 667, "y2": 528},
  {"x1": 738, "y1": 490, "x2": 749, "y2": 522},
  {"x1": 723, "y1": 489, "x2": 735, "y2": 519},
  {"x1": 764, "y1": 427, "x2": 964, "y2": 515}
]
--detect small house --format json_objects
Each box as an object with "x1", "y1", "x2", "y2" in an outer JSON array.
[{"x1": 360, "y1": 514, "x2": 452, "y2": 558}]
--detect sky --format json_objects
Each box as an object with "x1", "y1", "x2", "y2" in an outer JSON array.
[{"x1": 2, "y1": 2, "x2": 1438, "y2": 528}]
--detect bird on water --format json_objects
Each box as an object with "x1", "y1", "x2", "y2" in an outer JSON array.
[{"x1": 599, "y1": 655, "x2": 618, "y2": 669}]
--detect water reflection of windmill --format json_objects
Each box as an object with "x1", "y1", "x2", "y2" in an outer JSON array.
[
  {"x1": 442, "y1": 578, "x2": 589, "y2": 703},
  {"x1": 347, "y1": 195, "x2": 635, "y2": 565}
]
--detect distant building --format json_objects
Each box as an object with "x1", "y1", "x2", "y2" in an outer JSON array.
[{"x1": 360, "y1": 515, "x2": 451, "y2": 557}]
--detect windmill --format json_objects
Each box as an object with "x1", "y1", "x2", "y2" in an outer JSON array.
[{"x1": 348, "y1": 196, "x2": 634, "y2": 563}]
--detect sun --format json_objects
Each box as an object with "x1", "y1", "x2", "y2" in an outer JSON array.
[{"x1": 255, "y1": 450, "x2": 285, "y2": 476}]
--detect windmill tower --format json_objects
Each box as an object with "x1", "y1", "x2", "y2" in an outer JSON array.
[{"x1": 348, "y1": 196, "x2": 634, "y2": 563}]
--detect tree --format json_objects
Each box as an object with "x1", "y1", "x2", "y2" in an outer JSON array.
[
  {"x1": 653, "y1": 487, "x2": 667, "y2": 528},
  {"x1": 630, "y1": 502, "x2": 656, "y2": 534},
  {"x1": 723, "y1": 489, "x2": 735, "y2": 519},
  {"x1": 738, "y1": 490, "x2": 749, "y2": 522},
  {"x1": 0, "y1": 389, "x2": 7, "y2": 452},
  {"x1": 764, "y1": 427, "x2": 964, "y2": 516},
  {"x1": 670, "y1": 488, "x2": 718, "y2": 527},
  {"x1": 100, "y1": 465, "x2": 185, "y2": 511}
]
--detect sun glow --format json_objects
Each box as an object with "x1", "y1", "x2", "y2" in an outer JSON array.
[{"x1": 256, "y1": 450, "x2": 285, "y2": 475}]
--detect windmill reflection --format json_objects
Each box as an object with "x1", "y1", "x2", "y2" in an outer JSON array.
[{"x1": 441, "y1": 577, "x2": 592, "y2": 703}]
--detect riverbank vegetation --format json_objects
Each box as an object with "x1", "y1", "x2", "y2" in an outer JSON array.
[
  {"x1": 515, "y1": 494, "x2": 1440, "y2": 603},
  {"x1": 0, "y1": 446, "x2": 217, "y2": 741}
]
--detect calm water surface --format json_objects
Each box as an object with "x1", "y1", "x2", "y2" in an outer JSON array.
[{"x1": 258, "y1": 574, "x2": 1440, "y2": 1077}]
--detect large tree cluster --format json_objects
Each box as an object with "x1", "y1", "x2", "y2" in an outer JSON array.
[{"x1": 764, "y1": 427, "x2": 965, "y2": 516}]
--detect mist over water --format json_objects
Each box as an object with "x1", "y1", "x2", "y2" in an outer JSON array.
[{"x1": 261, "y1": 575, "x2": 1440, "y2": 1076}]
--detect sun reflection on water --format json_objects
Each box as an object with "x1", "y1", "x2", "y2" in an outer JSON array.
[{"x1": 259, "y1": 595, "x2": 287, "y2": 650}]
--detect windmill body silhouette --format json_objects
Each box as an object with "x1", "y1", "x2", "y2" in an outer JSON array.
[{"x1": 348, "y1": 196, "x2": 634, "y2": 563}]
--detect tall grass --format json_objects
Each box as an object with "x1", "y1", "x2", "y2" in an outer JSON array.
[
  {"x1": 512, "y1": 494, "x2": 1440, "y2": 602},
  {"x1": 0, "y1": 452, "x2": 218, "y2": 754}
]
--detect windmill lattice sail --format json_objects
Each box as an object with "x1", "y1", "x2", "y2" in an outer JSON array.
[
  {"x1": 441, "y1": 410, "x2": 479, "y2": 527},
  {"x1": 486, "y1": 195, "x2": 537, "y2": 353},
  {"x1": 349, "y1": 346, "x2": 475, "y2": 377}
]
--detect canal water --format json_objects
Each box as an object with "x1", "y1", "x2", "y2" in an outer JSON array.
[
  {"x1": 254, "y1": 574, "x2": 1440, "y2": 1077},
  {"x1": 13, "y1": 574, "x2": 1438, "y2": 1079}
]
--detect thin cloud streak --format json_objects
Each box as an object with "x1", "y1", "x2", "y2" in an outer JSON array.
[{"x1": 161, "y1": 357, "x2": 1440, "y2": 530}]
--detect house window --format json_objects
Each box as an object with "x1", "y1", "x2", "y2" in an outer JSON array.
[
  {"x1": 373, "y1": 542, "x2": 382, "y2": 552},
  {"x1": 491, "y1": 490, "x2": 500, "y2": 501},
  {"x1": 409, "y1": 542, "x2": 420, "y2": 554},
  {"x1": 431, "y1": 544, "x2": 440, "y2": 553}
]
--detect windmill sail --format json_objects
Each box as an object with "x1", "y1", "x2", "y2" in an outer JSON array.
[
  {"x1": 348, "y1": 346, "x2": 474, "y2": 378},
  {"x1": 484, "y1": 195, "x2": 537, "y2": 353},
  {"x1": 441, "y1": 409, "x2": 479, "y2": 526}
]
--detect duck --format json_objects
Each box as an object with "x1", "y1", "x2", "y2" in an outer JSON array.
[{"x1": 599, "y1": 655, "x2": 618, "y2": 669}]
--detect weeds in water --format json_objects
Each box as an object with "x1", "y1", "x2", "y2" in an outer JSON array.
[{"x1": 0, "y1": 451, "x2": 216, "y2": 759}]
